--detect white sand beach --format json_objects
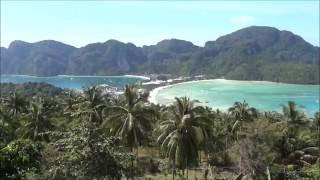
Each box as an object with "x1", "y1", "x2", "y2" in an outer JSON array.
[
  {"x1": 124, "y1": 74, "x2": 150, "y2": 80},
  {"x1": 142, "y1": 80, "x2": 166, "y2": 85},
  {"x1": 147, "y1": 78, "x2": 296, "y2": 105},
  {"x1": 148, "y1": 84, "x2": 172, "y2": 104},
  {"x1": 148, "y1": 79, "x2": 227, "y2": 104}
]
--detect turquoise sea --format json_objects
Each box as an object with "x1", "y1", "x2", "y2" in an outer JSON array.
[
  {"x1": 155, "y1": 79, "x2": 320, "y2": 116},
  {"x1": 2, "y1": 76, "x2": 319, "y2": 116},
  {"x1": 0, "y1": 74, "x2": 146, "y2": 89}
]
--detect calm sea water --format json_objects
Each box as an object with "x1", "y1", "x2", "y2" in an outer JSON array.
[
  {"x1": 0, "y1": 74, "x2": 145, "y2": 89},
  {"x1": 155, "y1": 79, "x2": 320, "y2": 116}
]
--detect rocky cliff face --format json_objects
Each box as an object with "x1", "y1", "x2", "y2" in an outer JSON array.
[
  {"x1": 66, "y1": 40, "x2": 147, "y2": 75},
  {"x1": 1, "y1": 40, "x2": 76, "y2": 76},
  {"x1": 205, "y1": 26, "x2": 318, "y2": 64},
  {"x1": 1, "y1": 26, "x2": 319, "y2": 84}
]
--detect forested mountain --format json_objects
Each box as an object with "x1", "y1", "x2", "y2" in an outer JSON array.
[
  {"x1": 66, "y1": 40, "x2": 147, "y2": 75},
  {"x1": 1, "y1": 26, "x2": 319, "y2": 84},
  {"x1": 0, "y1": 82, "x2": 64, "y2": 97},
  {"x1": 1, "y1": 40, "x2": 76, "y2": 76},
  {"x1": 189, "y1": 26, "x2": 320, "y2": 84}
]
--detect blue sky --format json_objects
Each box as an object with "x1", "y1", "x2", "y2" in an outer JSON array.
[{"x1": 1, "y1": 1, "x2": 319, "y2": 47}]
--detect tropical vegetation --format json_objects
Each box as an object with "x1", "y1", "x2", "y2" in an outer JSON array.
[{"x1": 0, "y1": 82, "x2": 319, "y2": 179}]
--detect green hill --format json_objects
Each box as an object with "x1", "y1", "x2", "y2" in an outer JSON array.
[{"x1": 1, "y1": 26, "x2": 319, "y2": 84}]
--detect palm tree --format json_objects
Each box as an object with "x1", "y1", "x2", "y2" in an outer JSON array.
[
  {"x1": 228, "y1": 101, "x2": 257, "y2": 139},
  {"x1": 312, "y1": 112, "x2": 320, "y2": 148},
  {"x1": 60, "y1": 90, "x2": 84, "y2": 125},
  {"x1": 264, "y1": 111, "x2": 283, "y2": 123},
  {"x1": 3, "y1": 93, "x2": 28, "y2": 115},
  {"x1": 0, "y1": 105, "x2": 21, "y2": 145},
  {"x1": 193, "y1": 106, "x2": 215, "y2": 164},
  {"x1": 73, "y1": 86, "x2": 110, "y2": 124},
  {"x1": 61, "y1": 90, "x2": 83, "y2": 114},
  {"x1": 103, "y1": 84, "x2": 155, "y2": 153},
  {"x1": 213, "y1": 110, "x2": 236, "y2": 166},
  {"x1": 228, "y1": 101, "x2": 257, "y2": 174},
  {"x1": 282, "y1": 101, "x2": 307, "y2": 138},
  {"x1": 157, "y1": 97, "x2": 210, "y2": 179},
  {"x1": 102, "y1": 84, "x2": 156, "y2": 179},
  {"x1": 17, "y1": 96, "x2": 54, "y2": 141}
]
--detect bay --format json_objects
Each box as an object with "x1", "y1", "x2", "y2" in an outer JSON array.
[
  {"x1": 0, "y1": 74, "x2": 147, "y2": 89},
  {"x1": 155, "y1": 79, "x2": 320, "y2": 116}
]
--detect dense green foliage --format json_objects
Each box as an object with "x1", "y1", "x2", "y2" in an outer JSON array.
[
  {"x1": 103, "y1": 84, "x2": 156, "y2": 151},
  {"x1": 0, "y1": 139, "x2": 43, "y2": 179},
  {"x1": 43, "y1": 122, "x2": 125, "y2": 179},
  {"x1": 1, "y1": 26, "x2": 319, "y2": 84},
  {"x1": 157, "y1": 97, "x2": 212, "y2": 171},
  {"x1": 0, "y1": 82, "x2": 64, "y2": 97},
  {"x1": 0, "y1": 83, "x2": 319, "y2": 179}
]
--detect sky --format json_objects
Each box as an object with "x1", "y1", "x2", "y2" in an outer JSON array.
[{"x1": 1, "y1": 1, "x2": 319, "y2": 48}]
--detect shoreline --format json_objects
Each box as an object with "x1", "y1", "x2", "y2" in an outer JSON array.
[
  {"x1": 148, "y1": 79, "x2": 227, "y2": 104},
  {"x1": 123, "y1": 74, "x2": 150, "y2": 80},
  {"x1": 148, "y1": 84, "x2": 173, "y2": 104},
  {"x1": 1, "y1": 74, "x2": 319, "y2": 85},
  {"x1": 147, "y1": 78, "x2": 320, "y2": 104},
  {"x1": 1, "y1": 74, "x2": 150, "y2": 80}
]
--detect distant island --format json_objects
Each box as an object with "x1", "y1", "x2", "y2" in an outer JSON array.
[{"x1": 1, "y1": 26, "x2": 319, "y2": 84}]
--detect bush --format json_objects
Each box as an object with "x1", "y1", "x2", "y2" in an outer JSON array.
[
  {"x1": 209, "y1": 151, "x2": 234, "y2": 166},
  {"x1": 44, "y1": 122, "x2": 124, "y2": 179},
  {"x1": 0, "y1": 139, "x2": 43, "y2": 179}
]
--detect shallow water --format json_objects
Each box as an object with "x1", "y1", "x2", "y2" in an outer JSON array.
[
  {"x1": 0, "y1": 74, "x2": 145, "y2": 89},
  {"x1": 155, "y1": 79, "x2": 320, "y2": 116}
]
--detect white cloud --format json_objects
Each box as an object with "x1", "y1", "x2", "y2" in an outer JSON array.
[{"x1": 230, "y1": 15, "x2": 256, "y2": 24}]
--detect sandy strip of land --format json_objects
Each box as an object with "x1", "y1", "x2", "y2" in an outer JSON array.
[
  {"x1": 148, "y1": 78, "x2": 296, "y2": 105},
  {"x1": 148, "y1": 79, "x2": 227, "y2": 104},
  {"x1": 142, "y1": 80, "x2": 166, "y2": 85},
  {"x1": 124, "y1": 74, "x2": 150, "y2": 80},
  {"x1": 148, "y1": 84, "x2": 172, "y2": 104}
]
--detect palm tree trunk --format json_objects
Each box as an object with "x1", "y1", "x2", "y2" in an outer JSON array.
[
  {"x1": 209, "y1": 164, "x2": 214, "y2": 180},
  {"x1": 186, "y1": 159, "x2": 188, "y2": 180},
  {"x1": 225, "y1": 136, "x2": 228, "y2": 163},
  {"x1": 33, "y1": 126, "x2": 38, "y2": 141},
  {"x1": 239, "y1": 126, "x2": 242, "y2": 174},
  {"x1": 131, "y1": 156, "x2": 134, "y2": 180},
  {"x1": 33, "y1": 116, "x2": 39, "y2": 141},
  {"x1": 317, "y1": 125, "x2": 320, "y2": 177},
  {"x1": 135, "y1": 146, "x2": 139, "y2": 179},
  {"x1": 317, "y1": 126, "x2": 320, "y2": 150},
  {"x1": 137, "y1": 146, "x2": 139, "y2": 157},
  {"x1": 172, "y1": 158, "x2": 175, "y2": 180},
  {"x1": 130, "y1": 147, "x2": 134, "y2": 180}
]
